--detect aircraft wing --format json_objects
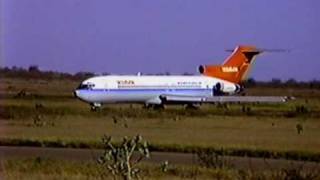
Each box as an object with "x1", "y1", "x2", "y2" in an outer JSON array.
[{"x1": 160, "y1": 95, "x2": 291, "y2": 104}]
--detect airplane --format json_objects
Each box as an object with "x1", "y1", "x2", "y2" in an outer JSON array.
[{"x1": 74, "y1": 45, "x2": 289, "y2": 111}]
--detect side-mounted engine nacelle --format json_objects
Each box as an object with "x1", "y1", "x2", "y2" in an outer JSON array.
[
  {"x1": 199, "y1": 65, "x2": 244, "y2": 95},
  {"x1": 213, "y1": 82, "x2": 243, "y2": 95}
]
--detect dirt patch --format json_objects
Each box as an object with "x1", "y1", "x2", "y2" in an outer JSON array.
[{"x1": 0, "y1": 121, "x2": 9, "y2": 137}]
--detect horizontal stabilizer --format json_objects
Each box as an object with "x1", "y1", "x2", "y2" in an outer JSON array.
[{"x1": 225, "y1": 48, "x2": 290, "y2": 53}]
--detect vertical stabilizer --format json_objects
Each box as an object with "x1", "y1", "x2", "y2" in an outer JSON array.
[{"x1": 198, "y1": 45, "x2": 262, "y2": 83}]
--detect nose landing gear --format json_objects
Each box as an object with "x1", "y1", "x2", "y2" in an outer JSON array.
[
  {"x1": 90, "y1": 103, "x2": 102, "y2": 112},
  {"x1": 143, "y1": 104, "x2": 165, "y2": 110},
  {"x1": 185, "y1": 103, "x2": 201, "y2": 110}
]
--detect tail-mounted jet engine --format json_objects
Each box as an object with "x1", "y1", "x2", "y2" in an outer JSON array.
[
  {"x1": 235, "y1": 84, "x2": 243, "y2": 93},
  {"x1": 235, "y1": 84, "x2": 245, "y2": 95},
  {"x1": 213, "y1": 82, "x2": 223, "y2": 96},
  {"x1": 198, "y1": 65, "x2": 205, "y2": 74},
  {"x1": 213, "y1": 83, "x2": 243, "y2": 96}
]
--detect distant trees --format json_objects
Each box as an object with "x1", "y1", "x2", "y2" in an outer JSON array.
[
  {"x1": 271, "y1": 78, "x2": 282, "y2": 86},
  {"x1": 286, "y1": 78, "x2": 298, "y2": 86},
  {"x1": 182, "y1": 72, "x2": 194, "y2": 76},
  {"x1": 102, "y1": 72, "x2": 110, "y2": 76},
  {"x1": 243, "y1": 77, "x2": 320, "y2": 89},
  {"x1": 0, "y1": 66, "x2": 319, "y2": 88},
  {"x1": 0, "y1": 65, "x2": 94, "y2": 80},
  {"x1": 243, "y1": 78, "x2": 256, "y2": 87},
  {"x1": 73, "y1": 71, "x2": 95, "y2": 79},
  {"x1": 28, "y1": 65, "x2": 40, "y2": 72}
]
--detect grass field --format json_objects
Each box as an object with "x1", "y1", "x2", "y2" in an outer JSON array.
[
  {"x1": 3, "y1": 158, "x2": 233, "y2": 180},
  {"x1": 2, "y1": 113, "x2": 320, "y2": 153},
  {"x1": 1, "y1": 78, "x2": 320, "y2": 156},
  {"x1": 1, "y1": 78, "x2": 320, "y2": 178},
  {"x1": 3, "y1": 157, "x2": 320, "y2": 180}
]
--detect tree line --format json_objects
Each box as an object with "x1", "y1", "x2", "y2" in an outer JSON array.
[
  {"x1": 0, "y1": 65, "x2": 94, "y2": 81},
  {"x1": 1, "y1": 65, "x2": 319, "y2": 88}
]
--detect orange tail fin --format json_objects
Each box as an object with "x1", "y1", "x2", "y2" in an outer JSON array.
[{"x1": 198, "y1": 45, "x2": 262, "y2": 84}]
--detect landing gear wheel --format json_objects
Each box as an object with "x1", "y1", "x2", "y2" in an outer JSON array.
[
  {"x1": 90, "y1": 106, "x2": 99, "y2": 112},
  {"x1": 143, "y1": 104, "x2": 153, "y2": 109},
  {"x1": 185, "y1": 103, "x2": 200, "y2": 110},
  {"x1": 153, "y1": 104, "x2": 165, "y2": 110},
  {"x1": 90, "y1": 103, "x2": 102, "y2": 112}
]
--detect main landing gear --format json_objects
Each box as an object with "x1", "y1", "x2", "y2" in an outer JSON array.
[
  {"x1": 185, "y1": 103, "x2": 201, "y2": 110},
  {"x1": 143, "y1": 104, "x2": 165, "y2": 110},
  {"x1": 90, "y1": 103, "x2": 102, "y2": 112}
]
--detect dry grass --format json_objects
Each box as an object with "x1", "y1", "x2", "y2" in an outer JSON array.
[
  {"x1": 1, "y1": 78, "x2": 320, "y2": 157},
  {"x1": 4, "y1": 158, "x2": 320, "y2": 180},
  {"x1": 2, "y1": 114, "x2": 320, "y2": 154},
  {"x1": 2, "y1": 78, "x2": 320, "y2": 178}
]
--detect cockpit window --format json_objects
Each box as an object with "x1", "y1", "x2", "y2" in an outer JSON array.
[
  {"x1": 77, "y1": 83, "x2": 95, "y2": 90},
  {"x1": 77, "y1": 84, "x2": 88, "y2": 89},
  {"x1": 88, "y1": 83, "x2": 95, "y2": 88}
]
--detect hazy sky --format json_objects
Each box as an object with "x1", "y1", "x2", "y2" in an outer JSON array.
[{"x1": 2, "y1": 0, "x2": 320, "y2": 80}]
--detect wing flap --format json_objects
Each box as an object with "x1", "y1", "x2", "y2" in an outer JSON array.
[
  {"x1": 161, "y1": 95, "x2": 291, "y2": 103},
  {"x1": 205, "y1": 96, "x2": 289, "y2": 103}
]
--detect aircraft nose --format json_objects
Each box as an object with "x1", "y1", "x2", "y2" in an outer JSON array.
[{"x1": 73, "y1": 90, "x2": 79, "y2": 98}]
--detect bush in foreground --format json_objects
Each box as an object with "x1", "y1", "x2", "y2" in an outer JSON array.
[{"x1": 98, "y1": 135, "x2": 150, "y2": 180}]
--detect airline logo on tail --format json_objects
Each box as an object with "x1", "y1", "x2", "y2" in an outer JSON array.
[{"x1": 221, "y1": 66, "x2": 239, "y2": 73}]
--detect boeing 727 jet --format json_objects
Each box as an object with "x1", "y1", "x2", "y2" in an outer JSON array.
[{"x1": 74, "y1": 45, "x2": 288, "y2": 110}]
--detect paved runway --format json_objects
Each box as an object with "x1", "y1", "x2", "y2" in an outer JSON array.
[{"x1": 0, "y1": 146, "x2": 319, "y2": 171}]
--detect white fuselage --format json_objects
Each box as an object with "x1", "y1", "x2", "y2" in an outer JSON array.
[{"x1": 74, "y1": 75, "x2": 239, "y2": 105}]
